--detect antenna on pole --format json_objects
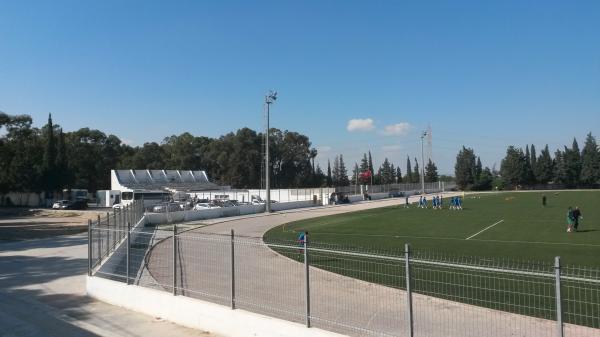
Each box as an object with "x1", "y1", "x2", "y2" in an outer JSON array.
[{"x1": 426, "y1": 124, "x2": 433, "y2": 164}]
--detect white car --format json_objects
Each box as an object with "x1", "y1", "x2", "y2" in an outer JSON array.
[
  {"x1": 112, "y1": 203, "x2": 123, "y2": 210},
  {"x1": 52, "y1": 200, "x2": 70, "y2": 209},
  {"x1": 193, "y1": 203, "x2": 212, "y2": 210}
]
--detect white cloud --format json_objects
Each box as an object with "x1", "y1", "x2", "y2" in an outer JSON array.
[
  {"x1": 121, "y1": 139, "x2": 135, "y2": 145},
  {"x1": 316, "y1": 146, "x2": 332, "y2": 153},
  {"x1": 347, "y1": 118, "x2": 375, "y2": 132},
  {"x1": 382, "y1": 144, "x2": 403, "y2": 152},
  {"x1": 382, "y1": 122, "x2": 412, "y2": 136}
]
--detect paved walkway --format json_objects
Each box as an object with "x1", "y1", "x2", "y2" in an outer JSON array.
[
  {"x1": 0, "y1": 234, "x2": 214, "y2": 337},
  {"x1": 144, "y1": 194, "x2": 599, "y2": 337}
]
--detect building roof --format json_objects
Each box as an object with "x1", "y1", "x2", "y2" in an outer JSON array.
[{"x1": 112, "y1": 169, "x2": 219, "y2": 192}]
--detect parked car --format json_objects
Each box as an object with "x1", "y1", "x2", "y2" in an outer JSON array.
[
  {"x1": 67, "y1": 199, "x2": 88, "y2": 210},
  {"x1": 112, "y1": 203, "x2": 123, "y2": 210},
  {"x1": 152, "y1": 203, "x2": 181, "y2": 213},
  {"x1": 193, "y1": 203, "x2": 212, "y2": 210},
  {"x1": 329, "y1": 192, "x2": 350, "y2": 205},
  {"x1": 52, "y1": 200, "x2": 70, "y2": 209}
]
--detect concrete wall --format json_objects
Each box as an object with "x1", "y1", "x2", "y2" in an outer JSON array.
[
  {"x1": 191, "y1": 188, "x2": 335, "y2": 204},
  {"x1": 0, "y1": 192, "x2": 45, "y2": 207},
  {"x1": 87, "y1": 276, "x2": 344, "y2": 337},
  {"x1": 145, "y1": 200, "x2": 320, "y2": 225},
  {"x1": 271, "y1": 200, "x2": 316, "y2": 211}
]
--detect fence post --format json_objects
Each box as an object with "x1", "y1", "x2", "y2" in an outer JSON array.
[
  {"x1": 173, "y1": 224, "x2": 177, "y2": 296},
  {"x1": 405, "y1": 243, "x2": 414, "y2": 337},
  {"x1": 113, "y1": 208, "x2": 117, "y2": 239},
  {"x1": 304, "y1": 231, "x2": 311, "y2": 328},
  {"x1": 96, "y1": 217, "x2": 101, "y2": 263},
  {"x1": 106, "y1": 212, "x2": 111, "y2": 251},
  {"x1": 555, "y1": 256, "x2": 564, "y2": 337},
  {"x1": 87, "y1": 219, "x2": 92, "y2": 276},
  {"x1": 126, "y1": 221, "x2": 131, "y2": 285},
  {"x1": 230, "y1": 229, "x2": 236, "y2": 309}
]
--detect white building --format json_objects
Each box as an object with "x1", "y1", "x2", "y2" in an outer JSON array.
[{"x1": 110, "y1": 169, "x2": 220, "y2": 206}]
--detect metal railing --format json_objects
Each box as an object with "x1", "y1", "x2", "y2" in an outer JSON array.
[
  {"x1": 88, "y1": 200, "x2": 145, "y2": 279},
  {"x1": 89, "y1": 226, "x2": 599, "y2": 337},
  {"x1": 335, "y1": 181, "x2": 456, "y2": 195}
]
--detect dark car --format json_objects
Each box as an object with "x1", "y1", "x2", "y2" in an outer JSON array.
[
  {"x1": 66, "y1": 199, "x2": 88, "y2": 210},
  {"x1": 329, "y1": 192, "x2": 350, "y2": 205}
]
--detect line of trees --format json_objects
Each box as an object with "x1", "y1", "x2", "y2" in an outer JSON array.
[
  {"x1": 0, "y1": 113, "x2": 321, "y2": 194},
  {"x1": 455, "y1": 133, "x2": 600, "y2": 190},
  {"x1": 500, "y1": 135, "x2": 599, "y2": 189},
  {"x1": 324, "y1": 150, "x2": 441, "y2": 187}
]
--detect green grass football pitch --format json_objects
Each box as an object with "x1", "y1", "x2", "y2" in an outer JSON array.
[
  {"x1": 263, "y1": 191, "x2": 600, "y2": 327},
  {"x1": 265, "y1": 191, "x2": 600, "y2": 267}
]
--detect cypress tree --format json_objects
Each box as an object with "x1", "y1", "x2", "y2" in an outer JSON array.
[
  {"x1": 536, "y1": 145, "x2": 554, "y2": 184},
  {"x1": 530, "y1": 144, "x2": 537, "y2": 183},
  {"x1": 425, "y1": 159, "x2": 438, "y2": 182},
  {"x1": 580, "y1": 133, "x2": 600, "y2": 184},
  {"x1": 42, "y1": 113, "x2": 57, "y2": 193},
  {"x1": 338, "y1": 154, "x2": 349, "y2": 186},
  {"x1": 413, "y1": 157, "x2": 420, "y2": 183},
  {"x1": 406, "y1": 156, "x2": 412, "y2": 182}
]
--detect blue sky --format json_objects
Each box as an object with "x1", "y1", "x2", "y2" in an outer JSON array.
[{"x1": 1, "y1": 1, "x2": 599, "y2": 174}]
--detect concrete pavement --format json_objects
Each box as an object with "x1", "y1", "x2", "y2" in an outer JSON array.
[{"x1": 0, "y1": 234, "x2": 214, "y2": 337}]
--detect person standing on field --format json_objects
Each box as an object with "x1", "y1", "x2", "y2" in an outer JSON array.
[
  {"x1": 572, "y1": 206, "x2": 582, "y2": 231},
  {"x1": 566, "y1": 207, "x2": 575, "y2": 232},
  {"x1": 542, "y1": 195, "x2": 547, "y2": 207}
]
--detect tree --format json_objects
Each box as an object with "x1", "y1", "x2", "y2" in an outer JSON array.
[
  {"x1": 413, "y1": 157, "x2": 420, "y2": 183},
  {"x1": 530, "y1": 144, "x2": 537, "y2": 183},
  {"x1": 454, "y1": 146, "x2": 476, "y2": 190},
  {"x1": 580, "y1": 133, "x2": 599, "y2": 184},
  {"x1": 55, "y1": 128, "x2": 71, "y2": 190},
  {"x1": 425, "y1": 159, "x2": 438, "y2": 182},
  {"x1": 380, "y1": 158, "x2": 393, "y2": 184},
  {"x1": 351, "y1": 163, "x2": 359, "y2": 185},
  {"x1": 42, "y1": 113, "x2": 57, "y2": 193},
  {"x1": 536, "y1": 145, "x2": 554, "y2": 184},
  {"x1": 554, "y1": 149, "x2": 568, "y2": 184},
  {"x1": 396, "y1": 166, "x2": 402, "y2": 183},
  {"x1": 338, "y1": 154, "x2": 350, "y2": 186},
  {"x1": 560, "y1": 139, "x2": 582, "y2": 187},
  {"x1": 326, "y1": 160, "x2": 332, "y2": 187},
  {"x1": 474, "y1": 157, "x2": 483, "y2": 184},
  {"x1": 405, "y1": 156, "x2": 413, "y2": 182},
  {"x1": 476, "y1": 167, "x2": 493, "y2": 190},
  {"x1": 500, "y1": 146, "x2": 528, "y2": 188},
  {"x1": 368, "y1": 151, "x2": 373, "y2": 175}
]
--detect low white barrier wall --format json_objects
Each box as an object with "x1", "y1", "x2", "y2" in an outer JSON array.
[
  {"x1": 87, "y1": 277, "x2": 344, "y2": 337},
  {"x1": 271, "y1": 200, "x2": 317, "y2": 211},
  {"x1": 145, "y1": 201, "x2": 320, "y2": 225}
]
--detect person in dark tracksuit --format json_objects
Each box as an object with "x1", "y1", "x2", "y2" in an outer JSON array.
[
  {"x1": 572, "y1": 207, "x2": 582, "y2": 231},
  {"x1": 542, "y1": 195, "x2": 547, "y2": 207}
]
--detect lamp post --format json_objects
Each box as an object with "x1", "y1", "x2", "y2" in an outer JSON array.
[
  {"x1": 420, "y1": 131, "x2": 427, "y2": 194},
  {"x1": 265, "y1": 90, "x2": 277, "y2": 213}
]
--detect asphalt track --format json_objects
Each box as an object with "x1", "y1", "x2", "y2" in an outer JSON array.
[{"x1": 145, "y1": 194, "x2": 598, "y2": 337}]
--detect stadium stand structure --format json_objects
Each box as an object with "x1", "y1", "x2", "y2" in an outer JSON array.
[{"x1": 111, "y1": 169, "x2": 220, "y2": 192}]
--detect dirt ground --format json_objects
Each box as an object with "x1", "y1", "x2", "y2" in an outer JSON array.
[{"x1": 0, "y1": 208, "x2": 107, "y2": 241}]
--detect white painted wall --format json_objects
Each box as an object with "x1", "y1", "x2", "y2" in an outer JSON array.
[
  {"x1": 87, "y1": 277, "x2": 346, "y2": 337},
  {"x1": 145, "y1": 201, "x2": 320, "y2": 225}
]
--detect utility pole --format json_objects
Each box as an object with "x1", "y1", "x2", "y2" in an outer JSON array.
[
  {"x1": 420, "y1": 131, "x2": 427, "y2": 194},
  {"x1": 264, "y1": 90, "x2": 277, "y2": 213}
]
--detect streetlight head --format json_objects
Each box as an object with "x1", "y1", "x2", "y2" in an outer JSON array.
[{"x1": 265, "y1": 90, "x2": 277, "y2": 104}]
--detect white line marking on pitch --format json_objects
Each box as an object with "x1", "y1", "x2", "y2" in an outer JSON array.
[{"x1": 465, "y1": 219, "x2": 504, "y2": 240}]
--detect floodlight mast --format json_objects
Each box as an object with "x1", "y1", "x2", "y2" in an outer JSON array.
[
  {"x1": 265, "y1": 90, "x2": 277, "y2": 213},
  {"x1": 420, "y1": 130, "x2": 427, "y2": 194}
]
